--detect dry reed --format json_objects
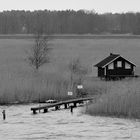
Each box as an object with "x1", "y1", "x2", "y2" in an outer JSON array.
[
  {"x1": 0, "y1": 72, "x2": 75, "y2": 104},
  {"x1": 85, "y1": 78, "x2": 140, "y2": 119}
]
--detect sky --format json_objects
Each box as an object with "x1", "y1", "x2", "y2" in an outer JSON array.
[{"x1": 1, "y1": 0, "x2": 140, "y2": 13}]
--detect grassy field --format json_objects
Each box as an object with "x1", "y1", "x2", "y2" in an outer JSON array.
[{"x1": 0, "y1": 38, "x2": 140, "y2": 107}]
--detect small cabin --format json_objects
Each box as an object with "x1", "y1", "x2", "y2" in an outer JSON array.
[{"x1": 94, "y1": 53, "x2": 136, "y2": 80}]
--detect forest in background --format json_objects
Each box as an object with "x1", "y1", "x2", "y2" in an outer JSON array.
[{"x1": 0, "y1": 10, "x2": 140, "y2": 34}]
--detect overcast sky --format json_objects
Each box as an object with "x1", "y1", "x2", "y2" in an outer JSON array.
[{"x1": 1, "y1": 0, "x2": 140, "y2": 13}]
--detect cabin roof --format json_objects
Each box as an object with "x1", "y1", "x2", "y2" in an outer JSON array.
[{"x1": 94, "y1": 53, "x2": 136, "y2": 68}]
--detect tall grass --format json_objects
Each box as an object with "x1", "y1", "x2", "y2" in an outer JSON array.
[
  {"x1": 85, "y1": 78, "x2": 140, "y2": 119},
  {"x1": 0, "y1": 71, "x2": 76, "y2": 104},
  {"x1": 1, "y1": 38, "x2": 140, "y2": 107}
]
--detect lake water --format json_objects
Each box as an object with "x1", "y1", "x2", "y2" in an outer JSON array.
[{"x1": 0, "y1": 104, "x2": 140, "y2": 140}]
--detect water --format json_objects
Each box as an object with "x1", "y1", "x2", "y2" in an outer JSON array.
[{"x1": 0, "y1": 104, "x2": 140, "y2": 140}]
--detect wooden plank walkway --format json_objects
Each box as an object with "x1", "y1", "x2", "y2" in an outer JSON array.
[{"x1": 31, "y1": 97, "x2": 95, "y2": 114}]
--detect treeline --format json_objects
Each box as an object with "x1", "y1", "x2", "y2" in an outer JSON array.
[{"x1": 0, "y1": 10, "x2": 140, "y2": 34}]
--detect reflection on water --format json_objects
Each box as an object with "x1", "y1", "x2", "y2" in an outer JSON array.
[{"x1": 0, "y1": 104, "x2": 140, "y2": 140}]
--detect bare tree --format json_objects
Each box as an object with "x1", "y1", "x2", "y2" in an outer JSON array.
[
  {"x1": 69, "y1": 58, "x2": 87, "y2": 85},
  {"x1": 27, "y1": 33, "x2": 51, "y2": 71}
]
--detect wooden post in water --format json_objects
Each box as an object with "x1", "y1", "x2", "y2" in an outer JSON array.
[
  {"x1": 2, "y1": 110, "x2": 6, "y2": 120},
  {"x1": 33, "y1": 110, "x2": 37, "y2": 114},
  {"x1": 55, "y1": 106, "x2": 59, "y2": 110},
  {"x1": 70, "y1": 106, "x2": 74, "y2": 114},
  {"x1": 44, "y1": 108, "x2": 48, "y2": 113},
  {"x1": 73, "y1": 102, "x2": 77, "y2": 107},
  {"x1": 64, "y1": 104, "x2": 67, "y2": 109}
]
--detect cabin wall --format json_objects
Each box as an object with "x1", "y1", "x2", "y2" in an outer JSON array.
[
  {"x1": 98, "y1": 67, "x2": 105, "y2": 77},
  {"x1": 106, "y1": 57, "x2": 134, "y2": 76}
]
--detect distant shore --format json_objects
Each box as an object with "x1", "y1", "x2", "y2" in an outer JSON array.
[{"x1": 0, "y1": 34, "x2": 140, "y2": 39}]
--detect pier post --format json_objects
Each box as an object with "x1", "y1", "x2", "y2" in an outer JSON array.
[
  {"x1": 33, "y1": 110, "x2": 37, "y2": 114},
  {"x1": 55, "y1": 106, "x2": 59, "y2": 110},
  {"x1": 70, "y1": 106, "x2": 74, "y2": 114},
  {"x1": 44, "y1": 108, "x2": 48, "y2": 113},
  {"x1": 73, "y1": 102, "x2": 77, "y2": 107},
  {"x1": 64, "y1": 104, "x2": 67, "y2": 109}
]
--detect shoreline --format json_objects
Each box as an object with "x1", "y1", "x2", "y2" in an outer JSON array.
[{"x1": 0, "y1": 34, "x2": 140, "y2": 39}]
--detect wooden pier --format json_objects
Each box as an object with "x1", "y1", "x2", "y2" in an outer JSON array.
[{"x1": 31, "y1": 97, "x2": 95, "y2": 114}]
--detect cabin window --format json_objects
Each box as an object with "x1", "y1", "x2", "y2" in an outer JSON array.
[
  {"x1": 117, "y1": 61, "x2": 122, "y2": 67},
  {"x1": 108, "y1": 63, "x2": 114, "y2": 69},
  {"x1": 125, "y1": 62, "x2": 131, "y2": 69}
]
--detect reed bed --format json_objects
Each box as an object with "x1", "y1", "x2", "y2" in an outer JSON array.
[
  {"x1": 0, "y1": 71, "x2": 74, "y2": 104},
  {"x1": 85, "y1": 78, "x2": 140, "y2": 119}
]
